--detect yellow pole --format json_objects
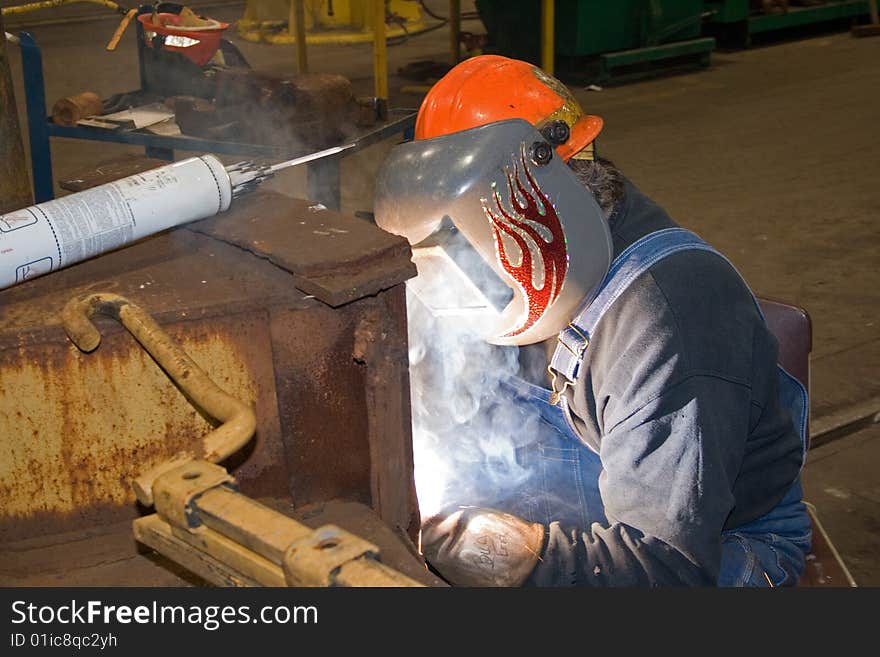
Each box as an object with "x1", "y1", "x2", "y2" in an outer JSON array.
[
  {"x1": 449, "y1": 0, "x2": 461, "y2": 65},
  {"x1": 289, "y1": 0, "x2": 308, "y2": 74},
  {"x1": 373, "y1": 0, "x2": 388, "y2": 115},
  {"x1": 541, "y1": 0, "x2": 554, "y2": 75},
  {"x1": 1, "y1": 0, "x2": 122, "y2": 16}
]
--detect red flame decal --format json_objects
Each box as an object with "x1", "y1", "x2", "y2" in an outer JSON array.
[{"x1": 482, "y1": 149, "x2": 568, "y2": 337}]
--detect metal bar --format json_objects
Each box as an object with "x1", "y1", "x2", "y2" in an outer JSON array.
[
  {"x1": 346, "y1": 110, "x2": 416, "y2": 150},
  {"x1": 162, "y1": 517, "x2": 289, "y2": 586},
  {"x1": 541, "y1": 0, "x2": 554, "y2": 75},
  {"x1": 289, "y1": 0, "x2": 308, "y2": 74},
  {"x1": 135, "y1": 6, "x2": 149, "y2": 93},
  {"x1": 334, "y1": 558, "x2": 423, "y2": 587},
  {"x1": 140, "y1": 496, "x2": 423, "y2": 587},
  {"x1": 372, "y1": 0, "x2": 388, "y2": 110},
  {"x1": 18, "y1": 32, "x2": 53, "y2": 202},
  {"x1": 133, "y1": 514, "x2": 267, "y2": 587},
  {"x1": 45, "y1": 122, "x2": 288, "y2": 157},
  {"x1": 449, "y1": 0, "x2": 461, "y2": 65},
  {"x1": 194, "y1": 486, "x2": 312, "y2": 564},
  {"x1": 61, "y1": 293, "x2": 258, "y2": 506},
  {"x1": 189, "y1": 486, "x2": 422, "y2": 587},
  {"x1": 749, "y1": 0, "x2": 868, "y2": 34},
  {"x1": 601, "y1": 37, "x2": 715, "y2": 68},
  {"x1": 42, "y1": 110, "x2": 416, "y2": 161},
  {"x1": 269, "y1": 142, "x2": 355, "y2": 173}
]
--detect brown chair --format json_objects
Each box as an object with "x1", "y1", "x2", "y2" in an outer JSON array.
[{"x1": 757, "y1": 297, "x2": 857, "y2": 587}]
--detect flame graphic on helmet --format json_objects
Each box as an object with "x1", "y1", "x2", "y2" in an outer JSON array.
[{"x1": 482, "y1": 149, "x2": 568, "y2": 337}]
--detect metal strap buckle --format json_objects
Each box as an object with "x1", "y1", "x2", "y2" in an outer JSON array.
[
  {"x1": 548, "y1": 324, "x2": 589, "y2": 405},
  {"x1": 547, "y1": 365, "x2": 574, "y2": 406},
  {"x1": 556, "y1": 323, "x2": 590, "y2": 359}
]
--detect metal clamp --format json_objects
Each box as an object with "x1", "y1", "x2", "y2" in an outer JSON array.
[
  {"x1": 152, "y1": 460, "x2": 237, "y2": 531},
  {"x1": 283, "y1": 525, "x2": 380, "y2": 587}
]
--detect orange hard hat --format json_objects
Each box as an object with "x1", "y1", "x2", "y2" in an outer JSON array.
[{"x1": 415, "y1": 55, "x2": 603, "y2": 162}]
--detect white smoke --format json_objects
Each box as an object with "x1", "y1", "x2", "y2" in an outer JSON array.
[{"x1": 406, "y1": 279, "x2": 545, "y2": 520}]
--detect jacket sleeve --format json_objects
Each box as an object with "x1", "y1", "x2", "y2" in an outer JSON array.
[{"x1": 528, "y1": 373, "x2": 751, "y2": 586}]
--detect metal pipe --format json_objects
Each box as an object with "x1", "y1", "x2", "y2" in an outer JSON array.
[
  {"x1": 61, "y1": 292, "x2": 257, "y2": 506},
  {"x1": 541, "y1": 0, "x2": 555, "y2": 75},
  {"x1": 372, "y1": 0, "x2": 388, "y2": 113},
  {"x1": 289, "y1": 0, "x2": 308, "y2": 74}
]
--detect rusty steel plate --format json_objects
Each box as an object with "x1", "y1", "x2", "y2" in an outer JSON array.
[{"x1": 0, "y1": 190, "x2": 419, "y2": 547}]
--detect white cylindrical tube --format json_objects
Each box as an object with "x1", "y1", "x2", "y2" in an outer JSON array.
[{"x1": 0, "y1": 155, "x2": 232, "y2": 291}]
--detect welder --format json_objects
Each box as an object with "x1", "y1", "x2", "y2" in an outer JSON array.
[{"x1": 374, "y1": 55, "x2": 811, "y2": 586}]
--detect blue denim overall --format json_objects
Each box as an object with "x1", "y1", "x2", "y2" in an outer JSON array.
[{"x1": 499, "y1": 228, "x2": 812, "y2": 586}]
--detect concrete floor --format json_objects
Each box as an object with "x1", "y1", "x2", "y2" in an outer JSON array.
[{"x1": 3, "y1": 2, "x2": 879, "y2": 584}]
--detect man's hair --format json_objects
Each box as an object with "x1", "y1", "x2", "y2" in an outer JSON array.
[{"x1": 567, "y1": 157, "x2": 626, "y2": 219}]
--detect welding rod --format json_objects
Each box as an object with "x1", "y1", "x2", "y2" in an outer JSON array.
[
  {"x1": 224, "y1": 143, "x2": 358, "y2": 198},
  {"x1": 268, "y1": 142, "x2": 356, "y2": 172},
  {"x1": 0, "y1": 142, "x2": 357, "y2": 292}
]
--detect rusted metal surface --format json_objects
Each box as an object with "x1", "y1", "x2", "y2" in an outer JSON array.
[
  {"x1": 0, "y1": 189, "x2": 419, "y2": 556},
  {"x1": 267, "y1": 303, "x2": 373, "y2": 510},
  {"x1": 190, "y1": 194, "x2": 417, "y2": 307},
  {"x1": 0, "y1": 310, "x2": 283, "y2": 540},
  {"x1": 354, "y1": 291, "x2": 421, "y2": 539},
  {"x1": 0, "y1": 13, "x2": 32, "y2": 213},
  {"x1": 62, "y1": 292, "x2": 259, "y2": 505}
]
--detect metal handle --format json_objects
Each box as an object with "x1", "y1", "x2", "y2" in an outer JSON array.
[{"x1": 62, "y1": 292, "x2": 257, "y2": 506}]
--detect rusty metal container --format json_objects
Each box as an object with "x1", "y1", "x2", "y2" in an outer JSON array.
[{"x1": 0, "y1": 189, "x2": 420, "y2": 585}]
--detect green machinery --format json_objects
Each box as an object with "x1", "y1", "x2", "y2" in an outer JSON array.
[
  {"x1": 475, "y1": 0, "x2": 715, "y2": 83},
  {"x1": 705, "y1": 1, "x2": 873, "y2": 47},
  {"x1": 474, "y1": 0, "x2": 874, "y2": 83}
]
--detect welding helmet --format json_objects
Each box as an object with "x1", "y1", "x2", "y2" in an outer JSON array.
[
  {"x1": 415, "y1": 55, "x2": 604, "y2": 162},
  {"x1": 374, "y1": 118, "x2": 613, "y2": 346}
]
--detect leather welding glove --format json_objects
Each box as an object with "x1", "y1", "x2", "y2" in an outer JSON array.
[{"x1": 421, "y1": 506, "x2": 545, "y2": 587}]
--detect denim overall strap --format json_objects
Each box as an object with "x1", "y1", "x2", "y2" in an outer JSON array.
[
  {"x1": 552, "y1": 228, "x2": 721, "y2": 383},
  {"x1": 507, "y1": 227, "x2": 811, "y2": 585}
]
